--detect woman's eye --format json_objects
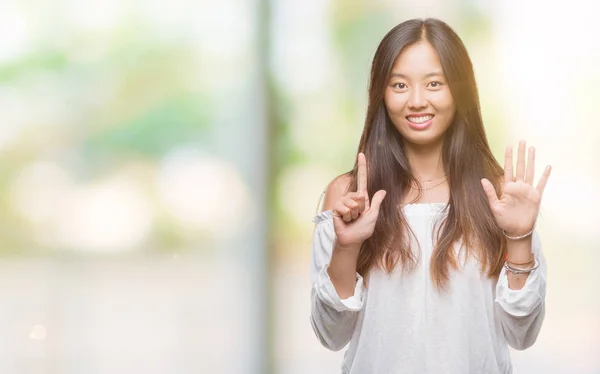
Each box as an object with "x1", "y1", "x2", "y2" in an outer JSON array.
[
  {"x1": 393, "y1": 83, "x2": 407, "y2": 89},
  {"x1": 428, "y1": 81, "x2": 442, "y2": 88}
]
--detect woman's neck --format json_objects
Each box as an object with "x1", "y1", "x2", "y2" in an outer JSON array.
[{"x1": 404, "y1": 141, "x2": 445, "y2": 180}]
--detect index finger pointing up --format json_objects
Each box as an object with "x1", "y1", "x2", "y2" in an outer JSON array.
[{"x1": 357, "y1": 152, "x2": 368, "y2": 194}]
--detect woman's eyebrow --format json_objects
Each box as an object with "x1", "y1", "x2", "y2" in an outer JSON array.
[{"x1": 390, "y1": 71, "x2": 444, "y2": 79}]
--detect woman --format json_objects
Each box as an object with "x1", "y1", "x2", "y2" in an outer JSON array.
[{"x1": 310, "y1": 18, "x2": 551, "y2": 373}]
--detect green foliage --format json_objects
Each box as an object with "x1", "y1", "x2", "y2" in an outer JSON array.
[{"x1": 82, "y1": 93, "x2": 210, "y2": 159}]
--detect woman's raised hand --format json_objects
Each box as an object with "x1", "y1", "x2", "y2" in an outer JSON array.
[
  {"x1": 332, "y1": 153, "x2": 387, "y2": 248},
  {"x1": 480, "y1": 140, "x2": 552, "y2": 236}
]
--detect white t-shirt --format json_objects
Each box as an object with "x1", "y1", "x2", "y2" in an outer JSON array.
[{"x1": 310, "y1": 203, "x2": 546, "y2": 374}]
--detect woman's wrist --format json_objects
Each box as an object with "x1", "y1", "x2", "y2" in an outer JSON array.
[
  {"x1": 503, "y1": 225, "x2": 535, "y2": 240},
  {"x1": 335, "y1": 240, "x2": 363, "y2": 252}
]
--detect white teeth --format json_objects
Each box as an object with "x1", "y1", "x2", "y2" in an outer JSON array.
[{"x1": 407, "y1": 115, "x2": 433, "y2": 123}]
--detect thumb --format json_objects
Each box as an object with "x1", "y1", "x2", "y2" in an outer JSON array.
[
  {"x1": 369, "y1": 190, "x2": 387, "y2": 214},
  {"x1": 480, "y1": 178, "x2": 499, "y2": 209}
]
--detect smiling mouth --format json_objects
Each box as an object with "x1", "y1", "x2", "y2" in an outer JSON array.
[{"x1": 406, "y1": 114, "x2": 434, "y2": 124}]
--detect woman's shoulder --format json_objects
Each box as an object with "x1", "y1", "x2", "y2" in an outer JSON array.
[
  {"x1": 320, "y1": 173, "x2": 353, "y2": 212},
  {"x1": 328, "y1": 173, "x2": 353, "y2": 193}
]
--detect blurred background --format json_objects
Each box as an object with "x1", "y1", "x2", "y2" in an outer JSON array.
[{"x1": 0, "y1": 0, "x2": 598, "y2": 373}]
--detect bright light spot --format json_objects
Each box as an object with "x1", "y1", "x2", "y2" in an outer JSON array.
[
  {"x1": 29, "y1": 324, "x2": 47, "y2": 340},
  {"x1": 272, "y1": 0, "x2": 335, "y2": 93},
  {"x1": 192, "y1": 0, "x2": 252, "y2": 58},
  {"x1": 0, "y1": 4, "x2": 30, "y2": 62},
  {"x1": 494, "y1": 0, "x2": 600, "y2": 242},
  {"x1": 542, "y1": 173, "x2": 600, "y2": 238},
  {"x1": 64, "y1": 0, "x2": 125, "y2": 32},
  {"x1": 11, "y1": 165, "x2": 155, "y2": 252},
  {"x1": 54, "y1": 176, "x2": 154, "y2": 252},
  {"x1": 157, "y1": 148, "x2": 252, "y2": 237}
]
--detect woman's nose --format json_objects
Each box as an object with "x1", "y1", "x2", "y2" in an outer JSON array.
[{"x1": 408, "y1": 87, "x2": 427, "y2": 109}]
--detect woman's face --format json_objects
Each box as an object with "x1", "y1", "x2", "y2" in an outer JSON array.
[{"x1": 384, "y1": 41, "x2": 456, "y2": 147}]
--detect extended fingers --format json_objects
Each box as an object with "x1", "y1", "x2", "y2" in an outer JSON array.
[
  {"x1": 536, "y1": 165, "x2": 552, "y2": 196},
  {"x1": 480, "y1": 178, "x2": 499, "y2": 210},
  {"x1": 516, "y1": 140, "x2": 526, "y2": 181},
  {"x1": 357, "y1": 153, "x2": 368, "y2": 194},
  {"x1": 506, "y1": 141, "x2": 536, "y2": 185},
  {"x1": 525, "y1": 146, "x2": 535, "y2": 185}
]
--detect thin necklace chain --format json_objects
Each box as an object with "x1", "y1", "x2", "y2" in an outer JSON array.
[
  {"x1": 417, "y1": 175, "x2": 446, "y2": 183},
  {"x1": 407, "y1": 174, "x2": 448, "y2": 204},
  {"x1": 412, "y1": 177, "x2": 447, "y2": 191},
  {"x1": 411, "y1": 177, "x2": 448, "y2": 205}
]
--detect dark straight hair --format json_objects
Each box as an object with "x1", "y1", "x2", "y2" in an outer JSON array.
[{"x1": 345, "y1": 18, "x2": 505, "y2": 290}]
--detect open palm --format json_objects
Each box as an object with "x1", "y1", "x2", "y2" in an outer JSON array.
[{"x1": 480, "y1": 141, "x2": 552, "y2": 236}]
